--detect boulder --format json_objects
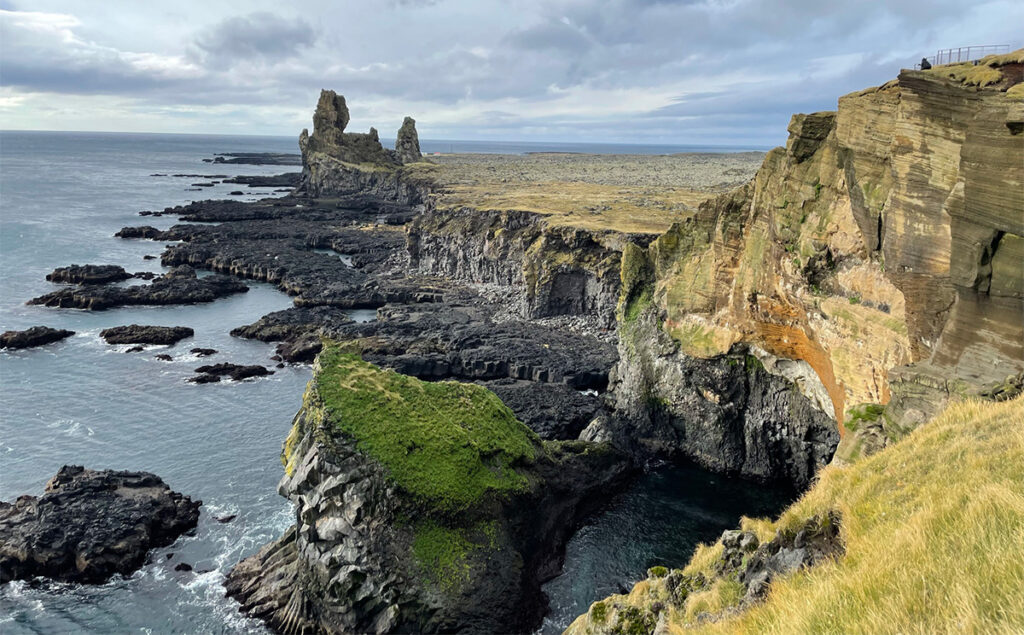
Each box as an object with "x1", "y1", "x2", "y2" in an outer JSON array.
[
  {"x1": 45, "y1": 264, "x2": 131, "y2": 285},
  {"x1": 100, "y1": 325, "x2": 194, "y2": 345},
  {"x1": 0, "y1": 466, "x2": 201, "y2": 584},
  {"x1": 1, "y1": 326, "x2": 74, "y2": 350}
]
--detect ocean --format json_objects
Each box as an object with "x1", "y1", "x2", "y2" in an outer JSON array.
[{"x1": 0, "y1": 130, "x2": 788, "y2": 634}]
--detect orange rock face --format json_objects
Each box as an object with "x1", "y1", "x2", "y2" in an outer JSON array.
[{"x1": 622, "y1": 52, "x2": 1024, "y2": 450}]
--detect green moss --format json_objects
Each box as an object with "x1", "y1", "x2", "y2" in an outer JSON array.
[
  {"x1": 314, "y1": 343, "x2": 538, "y2": 512},
  {"x1": 613, "y1": 607, "x2": 657, "y2": 635},
  {"x1": 590, "y1": 601, "x2": 609, "y2": 623},
  {"x1": 745, "y1": 354, "x2": 764, "y2": 373},
  {"x1": 412, "y1": 520, "x2": 474, "y2": 591},
  {"x1": 649, "y1": 566, "x2": 669, "y2": 578},
  {"x1": 845, "y1": 403, "x2": 886, "y2": 432}
]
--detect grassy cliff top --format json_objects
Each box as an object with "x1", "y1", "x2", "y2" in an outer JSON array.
[
  {"x1": 569, "y1": 395, "x2": 1024, "y2": 633},
  {"x1": 921, "y1": 47, "x2": 1024, "y2": 91},
  {"x1": 406, "y1": 152, "x2": 763, "y2": 234},
  {"x1": 313, "y1": 342, "x2": 539, "y2": 512}
]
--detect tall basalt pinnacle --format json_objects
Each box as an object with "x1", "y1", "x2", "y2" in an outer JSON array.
[
  {"x1": 298, "y1": 89, "x2": 398, "y2": 167},
  {"x1": 396, "y1": 116, "x2": 422, "y2": 164},
  {"x1": 312, "y1": 89, "x2": 349, "y2": 147}
]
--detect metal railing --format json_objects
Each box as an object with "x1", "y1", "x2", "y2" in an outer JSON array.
[{"x1": 915, "y1": 45, "x2": 1010, "y2": 69}]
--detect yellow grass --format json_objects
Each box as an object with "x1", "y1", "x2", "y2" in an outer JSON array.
[
  {"x1": 669, "y1": 395, "x2": 1024, "y2": 634},
  {"x1": 435, "y1": 182, "x2": 710, "y2": 234}
]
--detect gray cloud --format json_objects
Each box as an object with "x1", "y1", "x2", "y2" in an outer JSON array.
[
  {"x1": 1, "y1": 2, "x2": 1021, "y2": 143},
  {"x1": 192, "y1": 12, "x2": 316, "y2": 65}
]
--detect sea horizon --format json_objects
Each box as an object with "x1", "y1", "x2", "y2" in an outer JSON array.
[{"x1": 0, "y1": 129, "x2": 773, "y2": 155}]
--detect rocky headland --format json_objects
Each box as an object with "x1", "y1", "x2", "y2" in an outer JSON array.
[{"x1": 16, "y1": 47, "x2": 1023, "y2": 634}]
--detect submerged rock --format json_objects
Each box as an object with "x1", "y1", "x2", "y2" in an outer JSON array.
[
  {"x1": 100, "y1": 325, "x2": 194, "y2": 345},
  {"x1": 0, "y1": 465, "x2": 201, "y2": 584},
  {"x1": 45, "y1": 264, "x2": 131, "y2": 285},
  {"x1": 1, "y1": 326, "x2": 74, "y2": 350},
  {"x1": 192, "y1": 362, "x2": 273, "y2": 382}
]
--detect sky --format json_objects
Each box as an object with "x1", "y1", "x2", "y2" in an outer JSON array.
[{"x1": 0, "y1": 1, "x2": 1020, "y2": 146}]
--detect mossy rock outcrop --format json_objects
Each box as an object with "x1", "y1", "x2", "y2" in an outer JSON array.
[{"x1": 226, "y1": 341, "x2": 634, "y2": 633}]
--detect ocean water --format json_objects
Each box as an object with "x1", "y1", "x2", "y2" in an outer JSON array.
[{"x1": 0, "y1": 131, "x2": 788, "y2": 634}]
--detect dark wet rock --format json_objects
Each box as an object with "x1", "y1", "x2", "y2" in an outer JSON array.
[
  {"x1": 46, "y1": 264, "x2": 131, "y2": 285},
  {"x1": 216, "y1": 514, "x2": 237, "y2": 524},
  {"x1": 162, "y1": 264, "x2": 196, "y2": 279},
  {"x1": 481, "y1": 379, "x2": 604, "y2": 440},
  {"x1": 230, "y1": 191, "x2": 244, "y2": 196},
  {"x1": 206, "y1": 152, "x2": 302, "y2": 166},
  {"x1": 275, "y1": 332, "x2": 323, "y2": 363},
  {"x1": 0, "y1": 465, "x2": 201, "y2": 584},
  {"x1": 190, "y1": 347, "x2": 217, "y2": 357},
  {"x1": 222, "y1": 173, "x2": 301, "y2": 188},
  {"x1": 28, "y1": 272, "x2": 247, "y2": 310},
  {"x1": 125, "y1": 346, "x2": 145, "y2": 353},
  {"x1": 231, "y1": 306, "x2": 353, "y2": 343},
  {"x1": 143, "y1": 255, "x2": 157, "y2": 260},
  {"x1": 134, "y1": 271, "x2": 158, "y2": 280},
  {"x1": 174, "y1": 562, "x2": 193, "y2": 572},
  {"x1": 116, "y1": 226, "x2": 161, "y2": 239},
  {"x1": 193, "y1": 363, "x2": 273, "y2": 381},
  {"x1": 100, "y1": 325, "x2": 194, "y2": 345},
  {"x1": 188, "y1": 373, "x2": 221, "y2": 384},
  {"x1": 155, "y1": 354, "x2": 173, "y2": 362},
  {"x1": 191, "y1": 182, "x2": 216, "y2": 187},
  {"x1": 1, "y1": 326, "x2": 74, "y2": 350}
]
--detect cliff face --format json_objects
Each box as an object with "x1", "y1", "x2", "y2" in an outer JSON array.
[
  {"x1": 225, "y1": 344, "x2": 633, "y2": 634},
  {"x1": 408, "y1": 207, "x2": 646, "y2": 328},
  {"x1": 616, "y1": 55, "x2": 1023, "y2": 460}
]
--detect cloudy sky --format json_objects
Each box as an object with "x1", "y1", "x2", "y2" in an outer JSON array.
[{"x1": 1, "y1": 1, "x2": 1020, "y2": 146}]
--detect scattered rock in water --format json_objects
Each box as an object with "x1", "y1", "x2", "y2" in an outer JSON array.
[
  {"x1": 100, "y1": 325, "x2": 194, "y2": 346},
  {"x1": 174, "y1": 563, "x2": 193, "y2": 572},
  {"x1": 188, "y1": 374, "x2": 221, "y2": 384},
  {"x1": 190, "y1": 347, "x2": 217, "y2": 357},
  {"x1": 28, "y1": 271, "x2": 247, "y2": 310},
  {"x1": 155, "y1": 354, "x2": 173, "y2": 362},
  {"x1": 192, "y1": 363, "x2": 273, "y2": 382},
  {"x1": 143, "y1": 255, "x2": 157, "y2": 260},
  {"x1": 216, "y1": 514, "x2": 237, "y2": 524},
  {"x1": 166, "y1": 553, "x2": 174, "y2": 560},
  {"x1": 230, "y1": 191, "x2": 244, "y2": 196},
  {"x1": 125, "y1": 346, "x2": 145, "y2": 353},
  {"x1": 115, "y1": 226, "x2": 161, "y2": 239},
  {"x1": 222, "y1": 173, "x2": 301, "y2": 188},
  {"x1": 1, "y1": 326, "x2": 75, "y2": 350},
  {"x1": 134, "y1": 271, "x2": 158, "y2": 280},
  {"x1": 45, "y1": 264, "x2": 131, "y2": 285},
  {"x1": 191, "y1": 182, "x2": 216, "y2": 187},
  {"x1": 0, "y1": 465, "x2": 201, "y2": 584}
]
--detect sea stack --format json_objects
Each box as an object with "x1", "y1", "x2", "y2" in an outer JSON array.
[{"x1": 396, "y1": 116, "x2": 422, "y2": 163}]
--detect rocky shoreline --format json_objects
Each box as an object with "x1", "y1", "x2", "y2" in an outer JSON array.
[{"x1": 7, "y1": 51, "x2": 1020, "y2": 633}]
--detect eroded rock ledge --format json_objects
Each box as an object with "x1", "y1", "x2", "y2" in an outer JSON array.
[{"x1": 224, "y1": 343, "x2": 633, "y2": 633}]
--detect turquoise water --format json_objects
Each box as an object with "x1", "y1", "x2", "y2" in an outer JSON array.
[{"x1": 0, "y1": 131, "x2": 787, "y2": 633}]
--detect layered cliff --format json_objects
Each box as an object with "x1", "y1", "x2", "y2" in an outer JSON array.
[
  {"x1": 615, "y1": 51, "x2": 1024, "y2": 461},
  {"x1": 225, "y1": 342, "x2": 632, "y2": 633}
]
